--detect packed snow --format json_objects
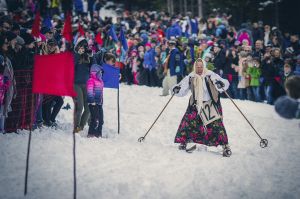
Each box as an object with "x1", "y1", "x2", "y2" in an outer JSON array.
[{"x1": 0, "y1": 84, "x2": 300, "y2": 199}]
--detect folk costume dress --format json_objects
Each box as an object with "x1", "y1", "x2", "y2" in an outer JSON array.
[{"x1": 173, "y1": 67, "x2": 230, "y2": 147}]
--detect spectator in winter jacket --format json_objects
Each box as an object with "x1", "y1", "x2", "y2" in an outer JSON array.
[
  {"x1": 275, "y1": 76, "x2": 300, "y2": 119},
  {"x1": 252, "y1": 40, "x2": 264, "y2": 61},
  {"x1": 252, "y1": 22, "x2": 264, "y2": 44},
  {"x1": 0, "y1": 55, "x2": 10, "y2": 133},
  {"x1": 161, "y1": 40, "x2": 182, "y2": 96},
  {"x1": 74, "y1": 37, "x2": 94, "y2": 133},
  {"x1": 86, "y1": 63, "x2": 104, "y2": 138},
  {"x1": 142, "y1": 42, "x2": 157, "y2": 87},
  {"x1": 271, "y1": 48, "x2": 286, "y2": 100},
  {"x1": 261, "y1": 52, "x2": 276, "y2": 104},
  {"x1": 42, "y1": 39, "x2": 64, "y2": 127},
  {"x1": 282, "y1": 64, "x2": 294, "y2": 84},
  {"x1": 74, "y1": 0, "x2": 84, "y2": 15},
  {"x1": 166, "y1": 19, "x2": 182, "y2": 40},
  {"x1": 264, "y1": 25, "x2": 271, "y2": 47},
  {"x1": 290, "y1": 34, "x2": 300, "y2": 55},
  {"x1": 247, "y1": 57, "x2": 262, "y2": 102},
  {"x1": 0, "y1": 35, "x2": 16, "y2": 133},
  {"x1": 294, "y1": 55, "x2": 300, "y2": 76},
  {"x1": 237, "y1": 53, "x2": 249, "y2": 100},
  {"x1": 225, "y1": 47, "x2": 239, "y2": 99},
  {"x1": 212, "y1": 43, "x2": 226, "y2": 76}
]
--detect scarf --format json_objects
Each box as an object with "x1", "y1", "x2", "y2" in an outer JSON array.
[{"x1": 192, "y1": 59, "x2": 208, "y2": 114}]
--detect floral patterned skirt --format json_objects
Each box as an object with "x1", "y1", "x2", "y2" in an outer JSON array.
[{"x1": 174, "y1": 104, "x2": 229, "y2": 147}]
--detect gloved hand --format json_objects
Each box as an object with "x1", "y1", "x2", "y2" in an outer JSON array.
[
  {"x1": 275, "y1": 96, "x2": 300, "y2": 119},
  {"x1": 173, "y1": 86, "x2": 181, "y2": 94},
  {"x1": 215, "y1": 80, "x2": 225, "y2": 89}
]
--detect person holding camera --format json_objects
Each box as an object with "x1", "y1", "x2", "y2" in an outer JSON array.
[
  {"x1": 261, "y1": 51, "x2": 276, "y2": 104},
  {"x1": 172, "y1": 58, "x2": 232, "y2": 157},
  {"x1": 247, "y1": 57, "x2": 262, "y2": 102},
  {"x1": 73, "y1": 37, "x2": 94, "y2": 133}
]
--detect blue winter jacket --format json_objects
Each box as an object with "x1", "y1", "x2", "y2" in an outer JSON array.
[
  {"x1": 74, "y1": 0, "x2": 84, "y2": 13},
  {"x1": 143, "y1": 48, "x2": 156, "y2": 71},
  {"x1": 190, "y1": 19, "x2": 198, "y2": 35},
  {"x1": 168, "y1": 48, "x2": 184, "y2": 76},
  {"x1": 166, "y1": 23, "x2": 182, "y2": 39}
]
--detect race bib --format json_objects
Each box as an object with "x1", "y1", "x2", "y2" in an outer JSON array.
[{"x1": 199, "y1": 100, "x2": 221, "y2": 125}]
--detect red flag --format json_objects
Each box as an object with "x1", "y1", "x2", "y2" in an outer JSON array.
[
  {"x1": 78, "y1": 23, "x2": 85, "y2": 37},
  {"x1": 31, "y1": 11, "x2": 41, "y2": 38},
  {"x1": 95, "y1": 32, "x2": 103, "y2": 46},
  {"x1": 33, "y1": 52, "x2": 77, "y2": 97},
  {"x1": 63, "y1": 12, "x2": 73, "y2": 42}
]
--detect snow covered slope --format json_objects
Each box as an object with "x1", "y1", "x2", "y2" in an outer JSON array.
[{"x1": 0, "y1": 84, "x2": 299, "y2": 199}]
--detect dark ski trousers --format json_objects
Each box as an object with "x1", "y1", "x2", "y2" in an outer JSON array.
[
  {"x1": 43, "y1": 95, "x2": 64, "y2": 124},
  {"x1": 88, "y1": 104, "x2": 103, "y2": 137}
]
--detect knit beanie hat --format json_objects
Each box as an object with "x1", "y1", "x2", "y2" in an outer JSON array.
[
  {"x1": 22, "y1": 33, "x2": 35, "y2": 45},
  {"x1": 6, "y1": 31, "x2": 17, "y2": 42},
  {"x1": 145, "y1": 42, "x2": 151, "y2": 47}
]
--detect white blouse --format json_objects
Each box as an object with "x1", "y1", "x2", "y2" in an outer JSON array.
[{"x1": 171, "y1": 70, "x2": 230, "y2": 100}]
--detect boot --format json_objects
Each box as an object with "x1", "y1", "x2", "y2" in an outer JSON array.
[
  {"x1": 178, "y1": 143, "x2": 186, "y2": 150},
  {"x1": 222, "y1": 145, "x2": 232, "y2": 157},
  {"x1": 74, "y1": 126, "x2": 82, "y2": 133}
]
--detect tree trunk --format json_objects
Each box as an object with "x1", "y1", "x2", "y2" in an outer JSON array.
[
  {"x1": 190, "y1": 0, "x2": 194, "y2": 16},
  {"x1": 198, "y1": 0, "x2": 203, "y2": 18},
  {"x1": 179, "y1": 0, "x2": 183, "y2": 14},
  {"x1": 170, "y1": 0, "x2": 174, "y2": 15},
  {"x1": 183, "y1": 0, "x2": 187, "y2": 15},
  {"x1": 167, "y1": 0, "x2": 171, "y2": 14}
]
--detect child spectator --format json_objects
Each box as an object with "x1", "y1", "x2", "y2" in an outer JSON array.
[
  {"x1": 247, "y1": 57, "x2": 262, "y2": 102},
  {"x1": 86, "y1": 64, "x2": 104, "y2": 138}
]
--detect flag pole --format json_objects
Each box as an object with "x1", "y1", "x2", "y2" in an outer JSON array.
[
  {"x1": 118, "y1": 87, "x2": 120, "y2": 134},
  {"x1": 117, "y1": 43, "x2": 121, "y2": 135}
]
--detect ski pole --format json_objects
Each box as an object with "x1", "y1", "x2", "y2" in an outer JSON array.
[
  {"x1": 138, "y1": 94, "x2": 175, "y2": 142},
  {"x1": 222, "y1": 89, "x2": 268, "y2": 148}
]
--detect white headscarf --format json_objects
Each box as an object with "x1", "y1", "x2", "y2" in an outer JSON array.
[{"x1": 192, "y1": 58, "x2": 208, "y2": 114}]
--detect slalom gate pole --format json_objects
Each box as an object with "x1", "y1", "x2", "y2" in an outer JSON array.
[
  {"x1": 24, "y1": 129, "x2": 32, "y2": 195},
  {"x1": 138, "y1": 94, "x2": 175, "y2": 142},
  {"x1": 72, "y1": 99, "x2": 77, "y2": 199},
  {"x1": 222, "y1": 89, "x2": 268, "y2": 148},
  {"x1": 24, "y1": 92, "x2": 36, "y2": 195}
]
